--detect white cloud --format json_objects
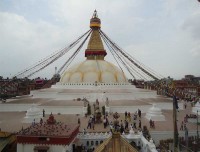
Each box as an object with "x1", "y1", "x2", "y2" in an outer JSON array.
[
  {"x1": 182, "y1": 12, "x2": 200, "y2": 40},
  {"x1": 190, "y1": 44, "x2": 200, "y2": 57},
  {"x1": 0, "y1": 12, "x2": 71, "y2": 77},
  {"x1": 181, "y1": 12, "x2": 200, "y2": 57}
]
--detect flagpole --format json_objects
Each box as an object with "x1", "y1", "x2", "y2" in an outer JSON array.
[
  {"x1": 197, "y1": 110, "x2": 199, "y2": 143},
  {"x1": 173, "y1": 95, "x2": 179, "y2": 152}
]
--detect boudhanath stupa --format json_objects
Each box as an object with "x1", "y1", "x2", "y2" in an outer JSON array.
[
  {"x1": 1, "y1": 11, "x2": 199, "y2": 152},
  {"x1": 31, "y1": 10, "x2": 131, "y2": 102},
  {"x1": 30, "y1": 11, "x2": 152, "y2": 100},
  {"x1": 0, "y1": 11, "x2": 176, "y2": 117}
]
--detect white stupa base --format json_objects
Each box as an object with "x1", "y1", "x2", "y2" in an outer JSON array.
[
  {"x1": 145, "y1": 114, "x2": 165, "y2": 121},
  {"x1": 23, "y1": 104, "x2": 43, "y2": 123},
  {"x1": 192, "y1": 101, "x2": 200, "y2": 114},
  {"x1": 192, "y1": 107, "x2": 200, "y2": 114},
  {"x1": 145, "y1": 104, "x2": 165, "y2": 121}
]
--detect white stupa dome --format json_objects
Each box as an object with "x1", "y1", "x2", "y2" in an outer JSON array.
[
  {"x1": 58, "y1": 11, "x2": 129, "y2": 85},
  {"x1": 60, "y1": 60, "x2": 127, "y2": 84}
]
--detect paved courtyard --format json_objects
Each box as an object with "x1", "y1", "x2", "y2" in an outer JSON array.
[{"x1": 0, "y1": 99, "x2": 197, "y2": 134}]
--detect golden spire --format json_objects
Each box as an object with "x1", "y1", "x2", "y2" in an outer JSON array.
[
  {"x1": 85, "y1": 10, "x2": 107, "y2": 60},
  {"x1": 87, "y1": 30, "x2": 104, "y2": 50}
]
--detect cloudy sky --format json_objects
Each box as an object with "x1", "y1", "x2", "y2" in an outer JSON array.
[{"x1": 0, "y1": 0, "x2": 200, "y2": 80}]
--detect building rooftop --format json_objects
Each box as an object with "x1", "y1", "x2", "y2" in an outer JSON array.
[
  {"x1": 18, "y1": 122, "x2": 78, "y2": 137},
  {"x1": 17, "y1": 115, "x2": 79, "y2": 145}
]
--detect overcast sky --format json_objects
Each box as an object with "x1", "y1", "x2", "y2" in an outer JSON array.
[{"x1": 0, "y1": 0, "x2": 200, "y2": 80}]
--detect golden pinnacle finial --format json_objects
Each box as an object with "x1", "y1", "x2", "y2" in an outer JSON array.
[
  {"x1": 93, "y1": 10, "x2": 98, "y2": 18},
  {"x1": 90, "y1": 10, "x2": 101, "y2": 29}
]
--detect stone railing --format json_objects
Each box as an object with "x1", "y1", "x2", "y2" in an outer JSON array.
[
  {"x1": 77, "y1": 131, "x2": 157, "y2": 152},
  {"x1": 123, "y1": 130, "x2": 158, "y2": 152},
  {"x1": 77, "y1": 132, "x2": 111, "y2": 140}
]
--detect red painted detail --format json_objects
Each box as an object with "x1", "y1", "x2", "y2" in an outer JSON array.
[
  {"x1": 17, "y1": 126, "x2": 79, "y2": 145},
  {"x1": 35, "y1": 79, "x2": 44, "y2": 85},
  {"x1": 85, "y1": 50, "x2": 107, "y2": 57}
]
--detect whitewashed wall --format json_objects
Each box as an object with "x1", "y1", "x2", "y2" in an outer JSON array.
[{"x1": 17, "y1": 144, "x2": 71, "y2": 152}]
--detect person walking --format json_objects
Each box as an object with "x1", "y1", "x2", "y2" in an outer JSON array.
[
  {"x1": 138, "y1": 109, "x2": 141, "y2": 118},
  {"x1": 103, "y1": 117, "x2": 107, "y2": 128},
  {"x1": 184, "y1": 102, "x2": 187, "y2": 109},
  {"x1": 91, "y1": 121, "x2": 95, "y2": 130},
  {"x1": 133, "y1": 120, "x2": 136, "y2": 129},
  {"x1": 125, "y1": 111, "x2": 127, "y2": 120},
  {"x1": 138, "y1": 120, "x2": 141, "y2": 129},
  {"x1": 149, "y1": 119, "x2": 152, "y2": 128},
  {"x1": 125, "y1": 120, "x2": 128, "y2": 130},
  {"x1": 87, "y1": 117, "x2": 92, "y2": 129},
  {"x1": 43, "y1": 109, "x2": 45, "y2": 117},
  {"x1": 78, "y1": 118, "x2": 80, "y2": 125}
]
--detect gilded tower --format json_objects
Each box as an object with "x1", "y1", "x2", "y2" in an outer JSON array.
[{"x1": 85, "y1": 10, "x2": 107, "y2": 60}]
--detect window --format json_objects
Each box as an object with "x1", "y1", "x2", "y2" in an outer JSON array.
[
  {"x1": 38, "y1": 150, "x2": 47, "y2": 152},
  {"x1": 38, "y1": 137, "x2": 47, "y2": 141},
  {"x1": 34, "y1": 146, "x2": 49, "y2": 152}
]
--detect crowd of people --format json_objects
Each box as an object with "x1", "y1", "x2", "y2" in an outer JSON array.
[
  {"x1": 109, "y1": 109, "x2": 143, "y2": 134},
  {"x1": 82, "y1": 108, "x2": 159, "y2": 135},
  {"x1": 83, "y1": 109, "x2": 144, "y2": 134}
]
